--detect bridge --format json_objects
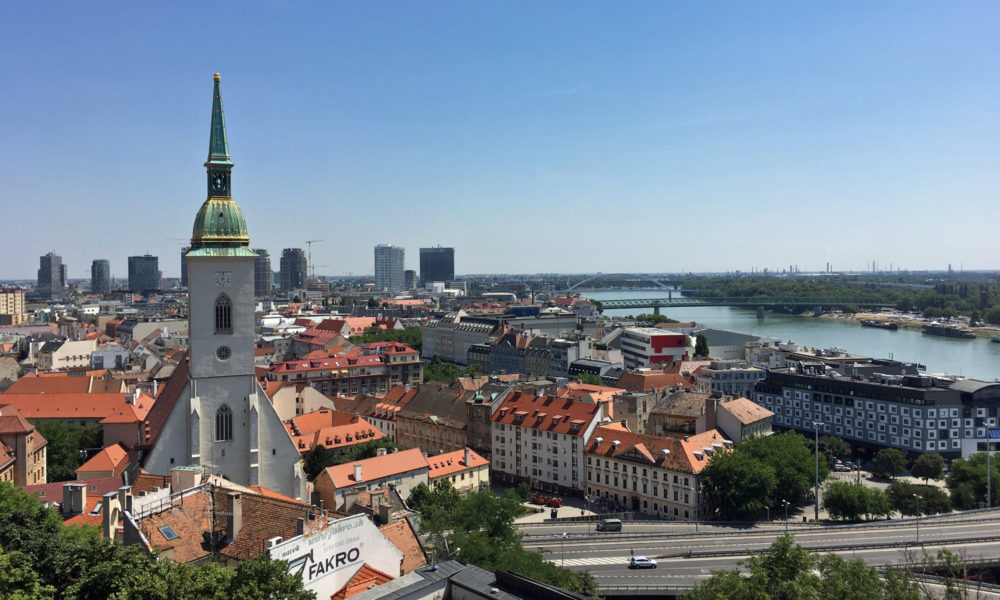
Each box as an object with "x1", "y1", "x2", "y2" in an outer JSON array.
[
  {"x1": 562, "y1": 273, "x2": 685, "y2": 292},
  {"x1": 596, "y1": 296, "x2": 887, "y2": 315}
]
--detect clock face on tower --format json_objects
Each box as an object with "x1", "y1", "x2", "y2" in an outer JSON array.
[{"x1": 215, "y1": 271, "x2": 232, "y2": 286}]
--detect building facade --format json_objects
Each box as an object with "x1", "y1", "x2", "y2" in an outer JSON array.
[
  {"x1": 620, "y1": 328, "x2": 689, "y2": 369},
  {"x1": 253, "y1": 248, "x2": 271, "y2": 297},
  {"x1": 37, "y1": 252, "x2": 65, "y2": 296},
  {"x1": 128, "y1": 255, "x2": 160, "y2": 294},
  {"x1": 91, "y1": 260, "x2": 111, "y2": 295},
  {"x1": 142, "y1": 74, "x2": 305, "y2": 500},
  {"x1": 694, "y1": 360, "x2": 766, "y2": 398},
  {"x1": 280, "y1": 248, "x2": 307, "y2": 293},
  {"x1": 265, "y1": 342, "x2": 423, "y2": 397},
  {"x1": 754, "y1": 363, "x2": 1000, "y2": 459},
  {"x1": 0, "y1": 289, "x2": 26, "y2": 325},
  {"x1": 490, "y1": 392, "x2": 603, "y2": 495},
  {"x1": 374, "y1": 244, "x2": 405, "y2": 293},
  {"x1": 419, "y1": 246, "x2": 454, "y2": 285}
]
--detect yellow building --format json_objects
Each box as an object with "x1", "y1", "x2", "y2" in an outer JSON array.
[{"x1": 0, "y1": 289, "x2": 26, "y2": 325}]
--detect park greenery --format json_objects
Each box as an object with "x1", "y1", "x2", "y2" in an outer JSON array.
[
  {"x1": 634, "y1": 313, "x2": 679, "y2": 325},
  {"x1": 407, "y1": 480, "x2": 597, "y2": 597},
  {"x1": 886, "y1": 481, "x2": 952, "y2": 517},
  {"x1": 685, "y1": 533, "x2": 979, "y2": 600},
  {"x1": 34, "y1": 422, "x2": 102, "y2": 482},
  {"x1": 302, "y1": 438, "x2": 401, "y2": 481},
  {"x1": 422, "y1": 356, "x2": 481, "y2": 383},
  {"x1": 911, "y1": 453, "x2": 945, "y2": 484},
  {"x1": 693, "y1": 334, "x2": 709, "y2": 358},
  {"x1": 946, "y1": 452, "x2": 1000, "y2": 509},
  {"x1": 701, "y1": 432, "x2": 829, "y2": 520},
  {"x1": 350, "y1": 325, "x2": 422, "y2": 352},
  {"x1": 873, "y1": 448, "x2": 909, "y2": 479},
  {"x1": 684, "y1": 275, "x2": 1000, "y2": 324},
  {"x1": 576, "y1": 372, "x2": 604, "y2": 386},
  {"x1": 822, "y1": 481, "x2": 891, "y2": 521},
  {"x1": 0, "y1": 481, "x2": 315, "y2": 600}
]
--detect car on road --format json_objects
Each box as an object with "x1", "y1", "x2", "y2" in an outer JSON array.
[
  {"x1": 596, "y1": 518, "x2": 622, "y2": 532},
  {"x1": 629, "y1": 556, "x2": 657, "y2": 569}
]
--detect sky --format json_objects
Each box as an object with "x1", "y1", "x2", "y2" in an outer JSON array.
[{"x1": 2, "y1": 1, "x2": 999, "y2": 280}]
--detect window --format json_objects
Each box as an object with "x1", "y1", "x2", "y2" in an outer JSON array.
[
  {"x1": 215, "y1": 294, "x2": 233, "y2": 334},
  {"x1": 216, "y1": 405, "x2": 233, "y2": 441},
  {"x1": 159, "y1": 525, "x2": 179, "y2": 540}
]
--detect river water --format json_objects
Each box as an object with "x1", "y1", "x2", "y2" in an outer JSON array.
[{"x1": 584, "y1": 290, "x2": 1000, "y2": 381}]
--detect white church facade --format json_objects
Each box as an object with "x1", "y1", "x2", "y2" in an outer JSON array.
[{"x1": 142, "y1": 74, "x2": 306, "y2": 500}]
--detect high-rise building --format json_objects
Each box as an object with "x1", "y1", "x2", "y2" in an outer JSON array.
[
  {"x1": 374, "y1": 244, "x2": 405, "y2": 293},
  {"x1": 37, "y1": 252, "x2": 65, "y2": 296},
  {"x1": 404, "y1": 269, "x2": 417, "y2": 291},
  {"x1": 128, "y1": 254, "x2": 160, "y2": 294},
  {"x1": 91, "y1": 259, "x2": 111, "y2": 295},
  {"x1": 419, "y1": 246, "x2": 454, "y2": 285},
  {"x1": 143, "y1": 73, "x2": 305, "y2": 500},
  {"x1": 280, "y1": 248, "x2": 307, "y2": 293},
  {"x1": 253, "y1": 248, "x2": 271, "y2": 297},
  {"x1": 181, "y1": 246, "x2": 191, "y2": 287}
]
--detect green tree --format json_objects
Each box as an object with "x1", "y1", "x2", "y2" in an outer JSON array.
[
  {"x1": 822, "y1": 481, "x2": 868, "y2": 521},
  {"x1": 701, "y1": 451, "x2": 777, "y2": 520},
  {"x1": 367, "y1": 297, "x2": 378, "y2": 308},
  {"x1": 873, "y1": 447, "x2": 907, "y2": 479},
  {"x1": 576, "y1": 372, "x2": 603, "y2": 386},
  {"x1": 635, "y1": 313, "x2": 679, "y2": 325},
  {"x1": 911, "y1": 453, "x2": 945, "y2": 484},
  {"x1": 516, "y1": 481, "x2": 532, "y2": 501},
  {"x1": 685, "y1": 534, "x2": 922, "y2": 600},
  {"x1": 350, "y1": 325, "x2": 422, "y2": 352},
  {"x1": 228, "y1": 554, "x2": 315, "y2": 600},
  {"x1": 947, "y1": 452, "x2": 999, "y2": 508},
  {"x1": 0, "y1": 545, "x2": 56, "y2": 600},
  {"x1": 741, "y1": 432, "x2": 828, "y2": 506},
  {"x1": 819, "y1": 435, "x2": 851, "y2": 463},
  {"x1": 301, "y1": 445, "x2": 335, "y2": 481},
  {"x1": 34, "y1": 421, "x2": 101, "y2": 482},
  {"x1": 694, "y1": 334, "x2": 709, "y2": 358}
]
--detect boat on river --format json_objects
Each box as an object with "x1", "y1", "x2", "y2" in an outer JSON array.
[
  {"x1": 860, "y1": 319, "x2": 898, "y2": 330},
  {"x1": 922, "y1": 323, "x2": 975, "y2": 339},
  {"x1": 992, "y1": 336, "x2": 1000, "y2": 344}
]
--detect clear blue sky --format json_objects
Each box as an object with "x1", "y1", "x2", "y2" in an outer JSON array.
[{"x1": 2, "y1": 1, "x2": 998, "y2": 279}]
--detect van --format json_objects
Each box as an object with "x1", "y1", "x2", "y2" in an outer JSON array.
[{"x1": 596, "y1": 518, "x2": 622, "y2": 532}]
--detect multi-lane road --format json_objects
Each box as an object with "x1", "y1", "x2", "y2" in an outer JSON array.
[{"x1": 521, "y1": 511, "x2": 1000, "y2": 596}]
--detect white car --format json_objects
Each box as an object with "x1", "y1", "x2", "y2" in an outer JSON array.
[{"x1": 629, "y1": 556, "x2": 658, "y2": 569}]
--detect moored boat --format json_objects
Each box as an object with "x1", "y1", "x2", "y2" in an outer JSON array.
[
  {"x1": 860, "y1": 319, "x2": 898, "y2": 330},
  {"x1": 922, "y1": 323, "x2": 975, "y2": 339}
]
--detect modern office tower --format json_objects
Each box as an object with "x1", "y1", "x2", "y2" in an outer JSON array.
[
  {"x1": 181, "y1": 246, "x2": 191, "y2": 287},
  {"x1": 91, "y1": 259, "x2": 111, "y2": 295},
  {"x1": 280, "y1": 248, "x2": 307, "y2": 292},
  {"x1": 404, "y1": 269, "x2": 417, "y2": 291},
  {"x1": 374, "y1": 244, "x2": 405, "y2": 293},
  {"x1": 419, "y1": 246, "x2": 455, "y2": 284},
  {"x1": 37, "y1": 252, "x2": 65, "y2": 295},
  {"x1": 128, "y1": 254, "x2": 160, "y2": 294},
  {"x1": 253, "y1": 248, "x2": 271, "y2": 297}
]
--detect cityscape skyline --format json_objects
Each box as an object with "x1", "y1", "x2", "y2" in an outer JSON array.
[{"x1": 3, "y1": 2, "x2": 999, "y2": 279}]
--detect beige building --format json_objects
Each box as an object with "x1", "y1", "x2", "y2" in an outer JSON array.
[
  {"x1": 0, "y1": 289, "x2": 26, "y2": 325},
  {"x1": 313, "y1": 447, "x2": 429, "y2": 510},
  {"x1": 427, "y1": 447, "x2": 489, "y2": 493},
  {"x1": 36, "y1": 339, "x2": 98, "y2": 370},
  {"x1": 0, "y1": 404, "x2": 48, "y2": 486}
]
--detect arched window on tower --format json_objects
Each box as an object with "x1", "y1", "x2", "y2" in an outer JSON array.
[
  {"x1": 216, "y1": 404, "x2": 233, "y2": 441},
  {"x1": 215, "y1": 294, "x2": 232, "y2": 334}
]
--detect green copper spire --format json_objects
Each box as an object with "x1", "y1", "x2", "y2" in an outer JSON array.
[
  {"x1": 189, "y1": 73, "x2": 256, "y2": 258},
  {"x1": 207, "y1": 72, "x2": 233, "y2": 168}
]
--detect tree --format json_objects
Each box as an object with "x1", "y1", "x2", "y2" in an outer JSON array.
[
  {"x1": 366, "y1": 297, "x2": 378, "y2": 308},
  {"x1": 947, "y1": 452, "x2": 999, "y2": 508},
  {"x1": 700, "y1": 451, "x2": 777, "y2": 520},
  {"x1": 694, "y1": 334, "x2": 709, "y2": 358},
  {"x1": 823, "y1": 481, "x2": 868, "y2": 521},
  {"x1": 576, "y1": 372, "x2": 603, "y2": 386},
  {"x1": 34, "y1": 421, "x2": 101, "y2": 482},
  {"x1": 741, "y1": 432, "x2": 828, "y2": 506},
  {"x1": 516, "y1": 482, "x2": 532, "y2": 501},
  {"x1": 635, "y1": 313, "x2": 679, "y2": 325},
  {"x1": 911, "y1": 453, "x2": 945, "y2": 484},
  {"x1": 685, "y1": 534, "x2": 923, "y2": 600},
  {"x1": 350, "y1": 326, "x2": 422, "y2": 352},
  {"x1": 887, "y1": 481, "x2": 951, "y2": 517},
  {"x1": 819, "y1": 435, "x2": 851, "y2": 463},
  {"x1": 873, "y1": 448, "x2": 907, "y2": 479}
]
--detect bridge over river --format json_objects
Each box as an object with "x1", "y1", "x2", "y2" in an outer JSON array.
[{"x1": 596, "y1": 295, "x2": 887, "y2": 316}]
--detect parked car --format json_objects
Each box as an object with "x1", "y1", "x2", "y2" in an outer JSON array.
[
  {"x1": 629, "y1": 556, "x2": 657, "y2": 569},
  {"x1": 531, "y1": 494, "x2": 547, "y2": 505},
  {"x1": 546, "y1": 496, "x2": 563, "y2": 508},
  {"x1": 596, "y1": 518, "x2": 622, "y2": 532}
]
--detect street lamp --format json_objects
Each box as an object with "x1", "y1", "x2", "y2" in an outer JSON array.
[
  {"x1": 689, "y1": 486, "x2": 699, "y2": 532},
  {"x1": 560, "y1": 532, "x2": 568, "y2": 566},
  {"x1": 912, "y1": 494, "x2": 921, "y2": 544},
  {"x1": 987, "y1": 429, "x2": 1000, "y2": 509},
  {"x1": 813, "y1": 422, "x2": 822, "y2": 521},
  {"x1": 782, "y1": 500, "x2": 790, "y2": 534}
]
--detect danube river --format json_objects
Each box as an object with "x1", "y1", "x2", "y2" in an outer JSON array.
[{"x1": 584, "y1": 290, "x2": 1000, "y2": 381}]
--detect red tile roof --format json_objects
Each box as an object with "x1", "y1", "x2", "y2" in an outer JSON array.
[
  {"x1": 324, "y1": 448, "x2": 429, "y2": 489},
  {"x1": 490, "y1": 392, "x2": 602, "y2": 437},
  {"x1": 0, "y1": 392, "x2": 152, "y2": 421},
  {"x1": 720, "y1": 397, "x2": 774, "y2": 425},
  {"x1": 427, "y1": 447, "x2": 488, "y2": 479},
  {"x1": 378, "y1": 518, "x2": 426, "y2": 574},
  {"x1": 290, "y1": 409, "x2": 359, "y2": 435},
  {"x1": 76, "y1": 442, "x2": 130, "y2": 475},
  {"x1": 331, "y1": 564, "x2": 395, "y2": 599},
  {"x1": 586, "y1": 426, "x2": 729, "y2": 475}
]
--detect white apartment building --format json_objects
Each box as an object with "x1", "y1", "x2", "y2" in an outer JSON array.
[
  {"x1": 620, "y1": 328, "x2": 689, "y2": 369},
  {"x1": 490, "y1": 392, "x2": 604, "y2": 495},
  {"x1": 694, "y1": 360, "x2": 766, "y2": 398}
]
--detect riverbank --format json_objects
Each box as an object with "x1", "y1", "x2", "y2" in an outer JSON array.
[{"x1": 819, "y1": 311, "x2": 1000, "y2": 340}]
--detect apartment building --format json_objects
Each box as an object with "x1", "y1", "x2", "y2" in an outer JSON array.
[
  {"x1": 490, "y1": 392, "x2": 603, "y2": 495},
  {"x1": 754, "y1": 363, "x2": 1000, "y2": 458},
  {"x1": 584, "y1": 424, "x2": 727, "y2": 520},
  {"x1": 694, "y1": 360, "x2": 766, "y2": 398},
  {"x1": 0, "y1": 289, "x2": 26, "y2": 325},
  {"x1": 620, "y1": 328, "x2": 689, "y2": 369},
  {"x1": 264, "y1": 342, "x2": 422, "y2": 397}
]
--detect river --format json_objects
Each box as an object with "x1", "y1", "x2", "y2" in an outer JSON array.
[{"x1": 583, "y1": 290, "x2": 1000, "y2": 381}]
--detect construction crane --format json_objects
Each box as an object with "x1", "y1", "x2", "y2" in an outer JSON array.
[{"x1": 305, "y1": 240, "x2": 324, "y2": 280}]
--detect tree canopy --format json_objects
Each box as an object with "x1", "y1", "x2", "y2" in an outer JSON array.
[
  {"x1": 873, "y1": 448, "x2": 908, "y2": 479},
  {"x1": 0, "y1": 482, "x2": 315, "y2": 600},
  {"x1": 423, "y1": 356, "x2": 480, "y2": 383},
  {"x1": 350, "y1": 326, "x2": 422, "y2": 352},
  {"x1": 823, "y1": 481, "x2": 891, "y2": 521},
  {"x1": 34, "y1": 421, "x2": 101, "y2": 482},
  {"x1": 302, "y1": 438, "x2": 401, "y2": 481},
  {"x1": 947, "y1": 452, "x2": 1000, "y2": 509},
  {"x1": 693, "y1": 334, "x2": 709, "y2": 358}
]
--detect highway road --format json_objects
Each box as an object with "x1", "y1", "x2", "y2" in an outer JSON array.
[{"x1": 522, "y1": 510, "x2": 1000, "y2": 595}]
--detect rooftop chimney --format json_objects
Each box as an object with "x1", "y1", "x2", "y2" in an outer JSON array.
[
  {"x1": 464, "y1": 447, "x2": 471, "y2": 467},
  {"x1": 354, "y1": 463, "x2": 363, "y2": 483},
  {"x1": 62, "y1": 483, "x2": 86, "y2": 516},
  {"x1": 226, "y1": 492, "x2": 242, "y2": 542}
]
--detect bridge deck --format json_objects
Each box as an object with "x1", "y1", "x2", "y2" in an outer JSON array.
[{"x1": 597, "y1": 297, "x2": 886, "y2": 309}]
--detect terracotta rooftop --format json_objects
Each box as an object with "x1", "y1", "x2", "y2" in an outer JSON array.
[
  {"x1": 331, "y1": 564, "x2": 395, "y2": 600},
  {"x1": 76, "y1": 442, "x2": 130, "y2": 475},
  {"x1": 324, "y1": 448, "x2": 429, "y2": 489},
  {"x1": 379, "y1": 518, "x2": 426, "y2": 574},
  {"x1": 427, "y1": 447, "x2": 489, "y2": 480},
  {"x1": 290, "y1": 408, "x2": 359, "y2": 435},
  {"x1": 0, "y1": 392, "x2": 153, "y2": 422},
  {"x1": 615, "y1": 369, "x2": 696, "y2": 392},
  {"x1": 491, "y1": 392, "x2": 602, "y2": 437},
  {"x1": 720, "y1": 397, "x2": 775, "y2": 425},
  {"x1": 587, "y1": 426, "x2": 730, "y2": 475}
]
